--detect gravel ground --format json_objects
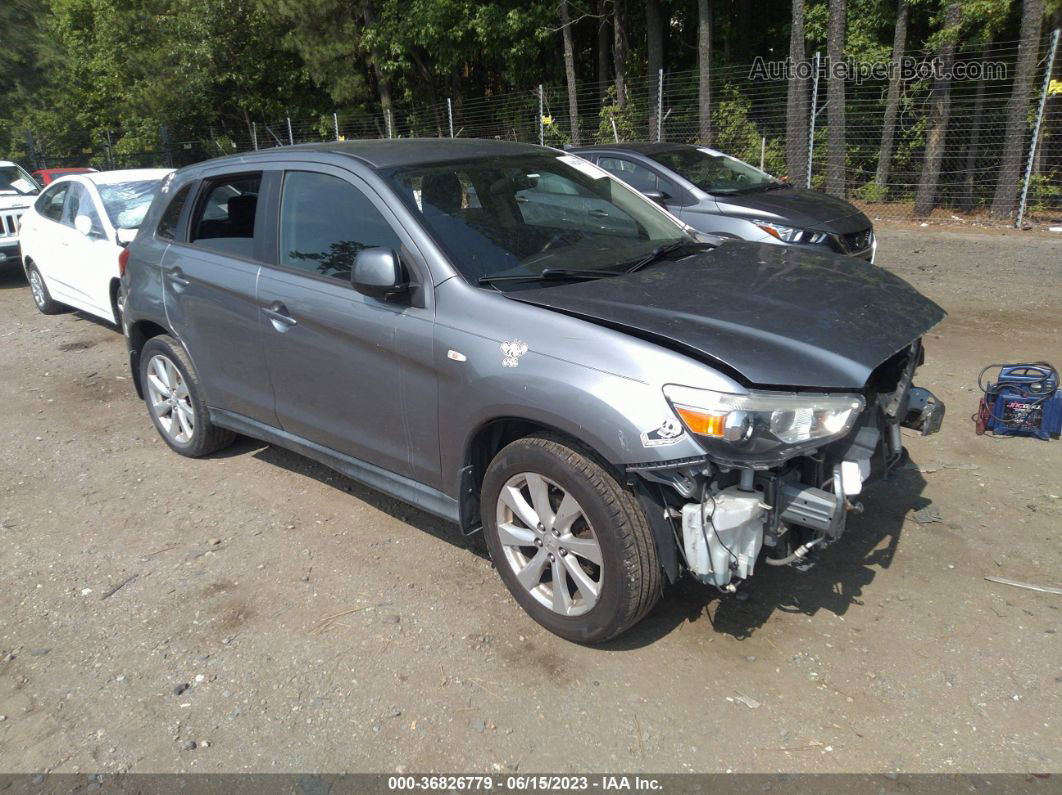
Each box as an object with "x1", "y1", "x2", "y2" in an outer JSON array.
[{"x1": 0, "y1": 224, "x2": 1059, "y2": 775}]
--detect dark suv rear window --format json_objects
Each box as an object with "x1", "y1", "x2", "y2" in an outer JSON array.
[{"x1": 189, "y1": 174, "x2": 262, "y2": 258}]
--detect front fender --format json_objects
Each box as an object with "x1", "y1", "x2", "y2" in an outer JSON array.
[
  {"x1": 451, "y1": 364, "x2": 705, "y2": 470},
  {"x1": 434, "y1": 281, "x2": 721, "y2": 499}
]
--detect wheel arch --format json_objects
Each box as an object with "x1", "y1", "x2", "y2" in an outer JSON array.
[
  {"x1": 459, "y1": 417, "x2": 618, "y2": 533},
  {"x1": 108, "y1": 278, "x2": 122, "y2": 325},
  {"x1": 459, "y1": 415, "x2": 680, "y2": 583},
  {"x1": 127, "y1": 319, "x2": 172, "y2": 398}
]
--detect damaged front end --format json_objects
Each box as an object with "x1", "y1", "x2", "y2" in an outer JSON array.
[{"x1": 632, "y1": 341, "x2": 945, "y2": 590}]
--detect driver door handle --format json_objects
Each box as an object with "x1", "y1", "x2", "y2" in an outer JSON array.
[{"x1": 263, "y1": 302, "x2": 297, "y2": 329}]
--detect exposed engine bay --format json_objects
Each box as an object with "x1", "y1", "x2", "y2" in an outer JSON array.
[{"x1": 633, "y1": 340, "x2": 945, "y2": 589}]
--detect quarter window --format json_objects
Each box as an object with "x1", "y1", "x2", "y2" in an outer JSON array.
[
  {"x1": 278, "y1": 171, "x2": 403, "y2": 282},
  {"x1": 35, "y1": 183, "x2": 70, "y2": 222},
  {"x1": 157, "y1": 184, "x2": 191, "y2": 240},
  {"x1": 190, "y1": 174, "x2": 262, "y2": 258}
]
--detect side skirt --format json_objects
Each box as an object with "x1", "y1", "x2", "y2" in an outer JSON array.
[{"x1": 209, "y1": 408, "x2": 461, "y2": 526}]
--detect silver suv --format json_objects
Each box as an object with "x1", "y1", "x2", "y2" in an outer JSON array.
[{"x1": 123, "y1": 139, "x2": 945, "y2": 643}]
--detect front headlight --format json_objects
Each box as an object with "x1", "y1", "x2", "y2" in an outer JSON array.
[
  {"x1": 753, "y1": 219, "x2": 827, "y2": 245},
  {"x1": 663, "y1": 385, "x2": 864, "y2": 466}
]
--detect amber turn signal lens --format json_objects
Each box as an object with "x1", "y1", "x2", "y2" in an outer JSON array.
[{"x1": 674, "y1": 406, "x2": 726, "y2": 438}]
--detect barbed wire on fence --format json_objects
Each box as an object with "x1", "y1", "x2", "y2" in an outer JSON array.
[{"x1": 22, "y1": 31, "x2": 1062, "y2": 227}]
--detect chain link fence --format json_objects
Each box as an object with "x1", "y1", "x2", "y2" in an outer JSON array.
[{"x1": 21, "y1": 31, "x2": 1062, "y2": 228}]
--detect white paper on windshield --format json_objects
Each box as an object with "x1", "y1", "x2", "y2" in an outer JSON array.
[
  {"x1": 11, "y1": 178, "x2": 34, "y2": 194},
  {"x1": 558, "y1": 155, "x2": 609, "y2": 180}
]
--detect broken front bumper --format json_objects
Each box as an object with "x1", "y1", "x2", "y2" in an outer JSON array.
[{"x1": 678, "y1": 387, "x2": 945, "y2": 589}]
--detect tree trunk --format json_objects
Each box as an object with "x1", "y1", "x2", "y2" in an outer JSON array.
[
  {"x1": 874, "y1": 0, "x2": 909, "y2": 188},
  {"x1": 559, "y1": 0, "x2": 580, "y2": 145},
  {"x1": 734, "y1": 0, "x2": 751, "y2": 63},
  {"x1": 913, "y1": 2, "x2": 962, "y2": 217},
  {"x1": 613, "y1": 0, "x2": 628, "y2": 107},
  {"x1": 597, "y1": 0, "x2": 611, "y2": 99},
  {"x1": 361, "y1": 0, "x2": 392, "y2": 131},
  {"x1": 989, "y1": 0, "x2": 1044, "y2": 220},
  {"x1": 696, "y1": 0, "x2": 712, "y2": 144},
  {"x1": 785, "y1": 0, "x2": 807, "y2": 181},
  {"x1": 825, "y1": 0, "x2": 846, "y2": 198},
  {"x1": 646, "y1": 0, "x2": 664, "y2": 141},
  {"x1": 959, "y1": 40, "x2": 991, "y2": 211}
]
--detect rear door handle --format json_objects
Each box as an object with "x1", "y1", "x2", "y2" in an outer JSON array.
[
  {"x1": 263, "y1": 302, "x2": 297, "y2": 329},
  {"x1": 589, "y1": 209, "x2": 609, "y2": 218}
]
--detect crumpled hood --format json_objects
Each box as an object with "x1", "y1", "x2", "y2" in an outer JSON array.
[
  {"x1": 714, "y1": 187, "x2": 870, "y2": 232},
  {"x1": 507, "y1": 242, "x2": 946, "y2": 390}
]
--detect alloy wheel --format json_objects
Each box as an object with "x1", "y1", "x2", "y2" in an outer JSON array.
[
  {"x1": 145, "y1": 354, "x2": 195, "y2": 444},
  {"x1": 29, "y1": 270, "x2": 46, "y2": 309},
  {"x1": 495, "y1": 472, "x2": 603, "y2": 617}
]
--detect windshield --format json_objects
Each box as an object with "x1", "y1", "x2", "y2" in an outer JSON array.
[
  {"x1": 0, "y1": 165, "x2": 40, "y2": 196},
  {"x1": 386, "y1": 153, "x2": 691, "y2": 285},
  {"x1": 649, "y1": 148, "x2": 782, "y2": 195},
  {"x1": 97, "y1": 180, "x2": 163, "y2": 229}
]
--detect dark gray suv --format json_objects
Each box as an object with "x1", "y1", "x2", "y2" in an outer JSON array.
[
  {"x1": 571, "y1": 143, "x2": 876, "y2": 262},
  {"x1": 123, "y1": 139, "x2": 944, "y2": 643}
]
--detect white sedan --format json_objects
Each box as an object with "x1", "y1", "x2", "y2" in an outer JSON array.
[{"x1": 19, "y1": 168, "x2": 173, "y2": 326}]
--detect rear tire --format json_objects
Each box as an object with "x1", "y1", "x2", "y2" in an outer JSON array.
[
  {"x1": 112, "y1": 282, "x2": 126, "y2": 331},
  {"x1": 139, "y1": 334, "x2": 235, "y2": 458},
  {"x1": 481, "y1": 435, "x2": 662, "y2": 643},
  {"x1": 26, "y1": 262, "x2": 64, "y2": 315}
]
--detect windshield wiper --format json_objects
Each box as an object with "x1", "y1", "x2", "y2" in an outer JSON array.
[
  {"x1": 621, "y1": 241, "x2": 708, "y2": 274},
  {"x1": 478, "y1": 267, "x2": 627, "y2": 285}
]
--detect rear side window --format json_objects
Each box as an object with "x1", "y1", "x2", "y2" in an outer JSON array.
[
  {"x1": 62, "y1": 183, "x2": 106, "y2": 236},
  {"x1": 35, "y1": 183, "x2": 70, "y2": 222},
  {"x1": 278, "y1": 171, "x2": 403, "y2": 282},
  {"x1": 156, "y1": 184, "x2": 191, "y2": 240},
  {"x1": 597, "y1": 157, "x2": 658, "y2": 193},
  {"x1": 189, "y1": 174, "x2": 261, "y2": 257},
  {"x1": 61, "y1": 183, "x2": 85, "y2": 226}
]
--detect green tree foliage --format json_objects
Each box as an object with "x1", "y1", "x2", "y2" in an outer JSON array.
[
  {"x1": 0, "y1": 0, "x2": 1041, "y2": 184},
  {"x1": 260, "y1": 0, "x2": 373, "y2": 107},
  {"x1": 711, "y1": 85, "x2": 786, "y2": 175}
]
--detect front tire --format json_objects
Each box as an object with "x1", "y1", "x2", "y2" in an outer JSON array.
[
  {"x1": 481, "y1": 435, "x2": 662, "y2": 643},
  {"x1": 26, "y1": 262, "x2": 64, "y2": 315},
  {"x1": 139, "y1": 334, "x2": 235, "y2": 457}
]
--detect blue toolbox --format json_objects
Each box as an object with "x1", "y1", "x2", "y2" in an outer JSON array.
[{"x1": 976, "y1": 363, "x2": 1061, "y2": 440}]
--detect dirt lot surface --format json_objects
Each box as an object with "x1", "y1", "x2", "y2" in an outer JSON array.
[{"x1": 0, "y1": 224, "x2": 1059, "y2": 775}]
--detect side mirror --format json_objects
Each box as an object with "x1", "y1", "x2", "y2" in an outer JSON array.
[
  {"x1": 352, "y1": 247, "x2": 408, "y2": 300},
  {"x1": 74, "y1": 215, "x2": 94, "y2": 237},
  {"x1": 642, "y1": 190, "x2": 670, "y2": 205},
  {"x1": 116, "y1": 228, "x2": 137, "y2": 247}
]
